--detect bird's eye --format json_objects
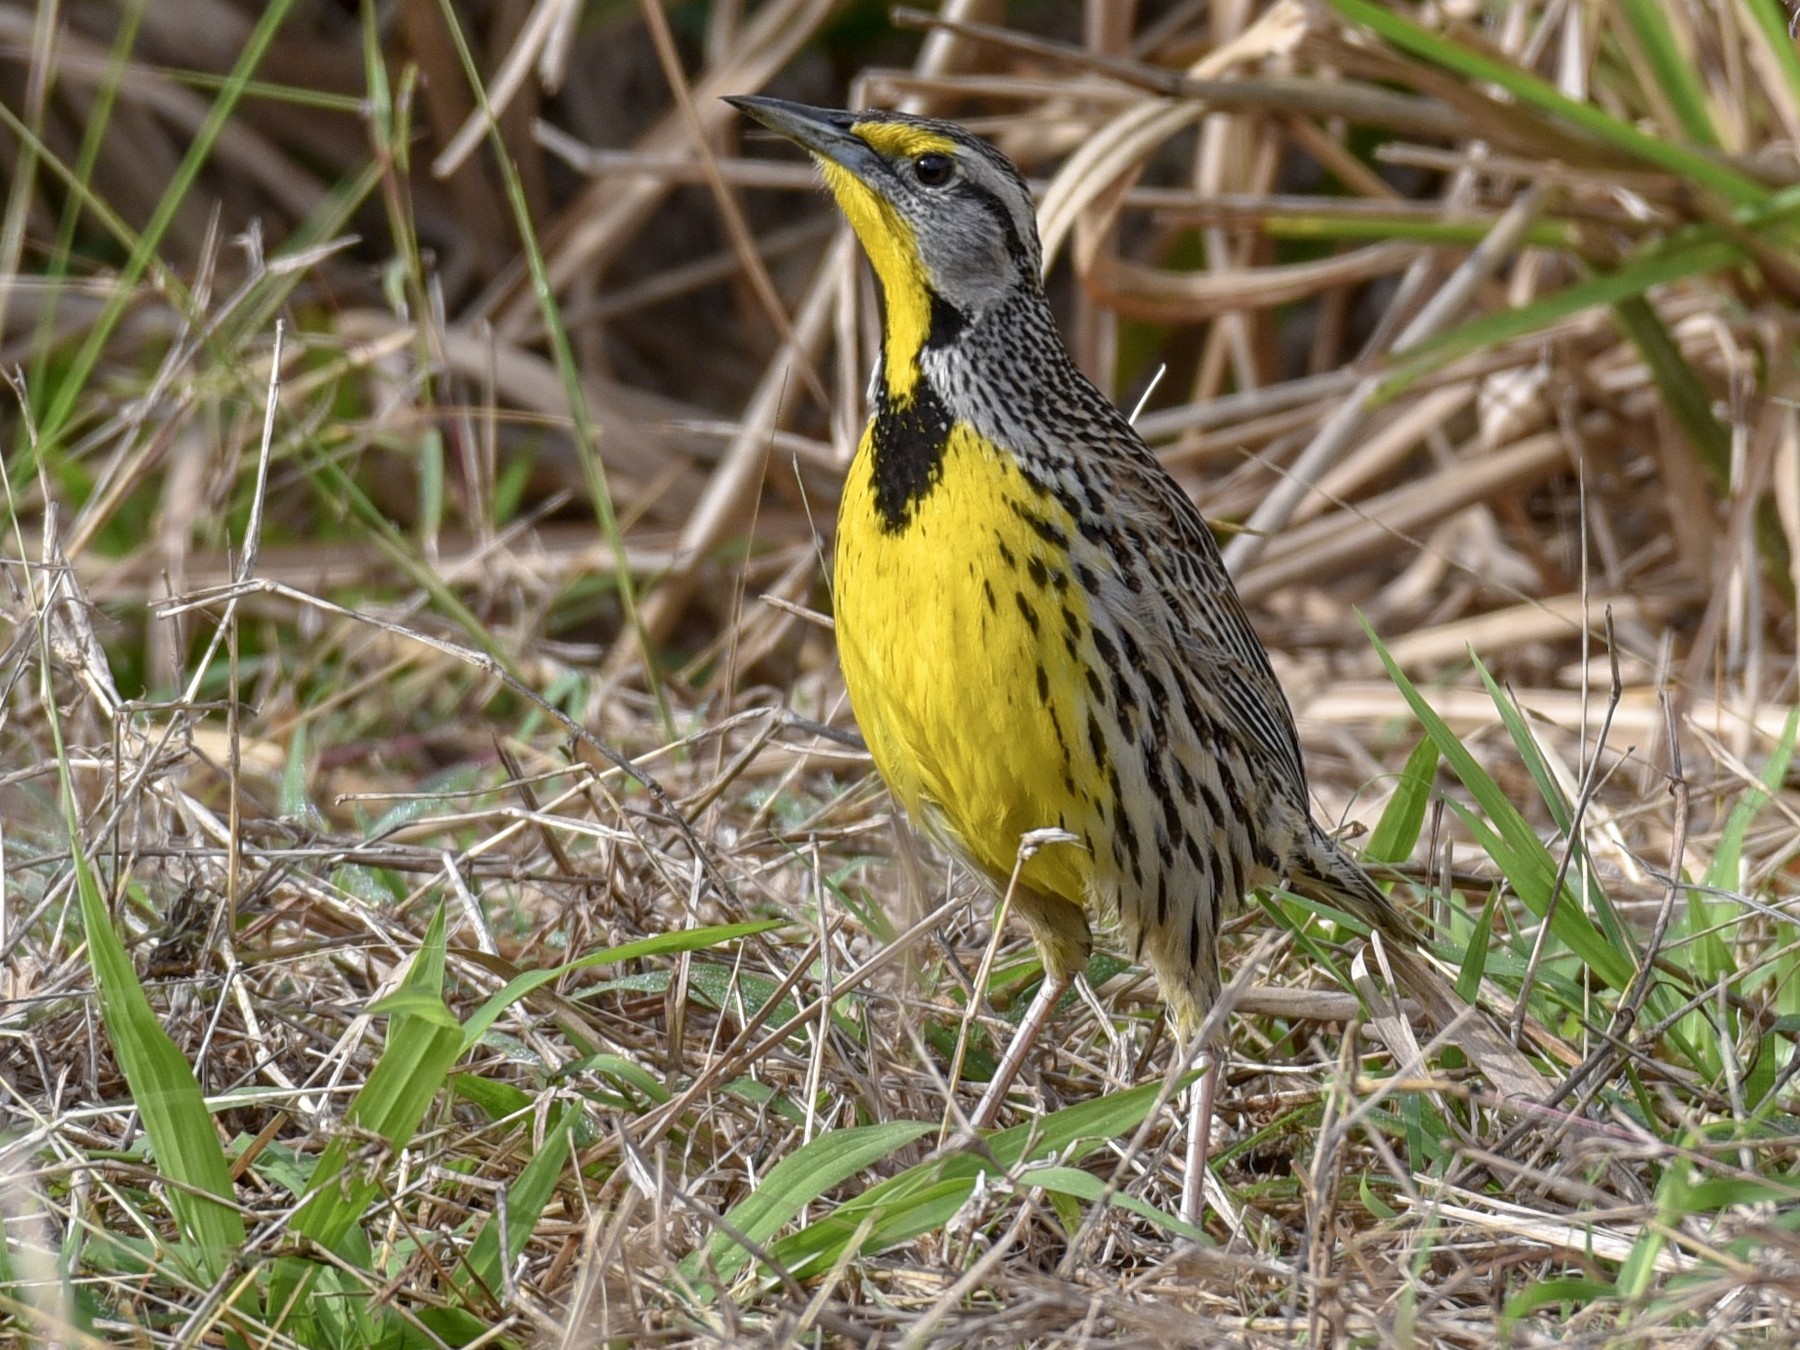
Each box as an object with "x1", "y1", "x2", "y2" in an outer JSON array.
[{"x1": 913, "y1": 152, "x2": 955, "y2": 187}]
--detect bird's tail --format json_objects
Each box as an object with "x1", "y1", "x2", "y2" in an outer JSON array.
[
  {"x1": 1290, "y1": 824, "x2": 1550, "y2": 1102},
  {"x1": 1289, "y1": 824, "x2": 1418, "y2": 943}
]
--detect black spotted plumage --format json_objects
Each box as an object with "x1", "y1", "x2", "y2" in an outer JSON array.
[{"x1": 726, "y1": 94, "x2": 1425, "y2": 1137}]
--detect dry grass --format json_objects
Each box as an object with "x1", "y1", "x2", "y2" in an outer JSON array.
[{"x1": 2, "y1": 1, "x2": 1799, "y2": 1346}]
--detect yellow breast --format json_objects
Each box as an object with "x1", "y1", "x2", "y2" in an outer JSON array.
[{"x1": 833, "y1": 421, "x2": 1104, "y2": 905}]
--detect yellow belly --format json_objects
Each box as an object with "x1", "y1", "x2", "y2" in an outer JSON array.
[{"x1": 833, "y1": 422, "x2": 1102, "y2": 905}]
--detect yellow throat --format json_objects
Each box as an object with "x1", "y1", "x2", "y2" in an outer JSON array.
[
  {"x1": 811, "y1": 122, "x2": 1106, "y2": 910},
  {"x1": 814, "y1": 120, "x2": 961, "y2": 403}
]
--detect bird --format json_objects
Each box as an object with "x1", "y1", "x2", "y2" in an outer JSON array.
[{"x1": 727, "y1": 94, "x2": 1427, "y2": 1224}]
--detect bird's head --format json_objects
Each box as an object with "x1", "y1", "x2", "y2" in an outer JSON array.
[{"x1": 728, "y1": 96, "x2": 1042, "y2": 399}]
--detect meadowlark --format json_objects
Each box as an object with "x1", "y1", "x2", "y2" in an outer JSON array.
[{"x1": 729, "y1": 95, "x2": 1420, "y2": 1220}]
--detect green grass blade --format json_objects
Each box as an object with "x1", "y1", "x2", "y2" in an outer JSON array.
[
  {"x1": 33, "y1": 0, "x2": 302, "y2": 459},
  {"x1": 1365, "y1": 735, "x2": 1439, "y2": 867},
  {"x1": 1263, "y1": 216, "x2": 1579, "y2": 248},
  {"x1": 429, "y1": 0, "x2": 669, "y2": 725},
  {"x1": 1013, "y1": 1164, "x2": 1189, "y2": 1232},
  {"x1": 306, "y1": 903, "x2": 457, "y2": 1231},
  {"x1": 23, "y1": 2, "x2": 145, "y2": 401},
  {"x1": 1617, "y1": 1156, "x2": 1686, "y2": 1304},
  {"x1": 767, "y1": 1077, "x2": 1189, "y2": 1281},
  {"x1": 460, "y1": 919, "x2": 783, "y2": 1051},
  {"x1": 1326, "y1": 0, "x2": 1764, "y2": 205},
  {"x1": 1455, "y1": 886, "x2": 1499, "y2": 1003},
  {"x1": 678, "y1": 1120, "x2": 935, "y2": 1292},
  {"x1": 1502, "y1": 1277, "x2": 1617, "y2": 1335},
  {"x1": 270, "y1": 904, "x2": 464, "y2": 1334},
  {"x1": 69, "y1": 872, "x2": 246, "y2": 1281},
  {"x1": 220, "y1": 158, "x2": 388, "y2": 352},
  {"x1": 979, "y1": 1076, "x2": 1192, "y2": 1166},
  {"x1": 1704, "y1": 708, "x2": 1798, "y2": 894},
  {"x1": 1739, "y1": 0, "x2": 1800, "y2": 115},
  {"x1": 1616, "y1": 0, "x2": 1720, "y2": 147},
  {"x1": 775, "y1": 1176, "x2": 980, "y2": 1278},
  {"x1": 1469, "y1": 658, "x2": 1633, "y2": 956},
  {"x1": 455, "y1": 1107, "x2": 576, "y2": 1308},
  {"x1": 1471, "y1": 662, "x2": 1574, "y2": 835},
  {"x1": 1380, "y1": 235, "x2": 1743, "y2": 396},
  {"x1": 279, "y1": 721, "x2": 311, "y2": 821},
  {"x1": 292, "y1": 904, "x2": 462, "y2": 1245},
  {"x1": 1444, "y1": 798, "x2": 1634, "y2": 994},
  {"x1": 1610, "y1": 296, "x2": 1732, "y2": 490},
  {"x1": 48, "y1": 698, "x2": 244, "y2": 1279},
  {"x1": 1693, "y1": 707, "x2": 1800, "y2": 989},
  {"x1": 1362, "y1": 619, "x2": 1636, "y2": 993},
  {"x1": 1677, "y1": 872, "x2": 1731, "y2": 999}
]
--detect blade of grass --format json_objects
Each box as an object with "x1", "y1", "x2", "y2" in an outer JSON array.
[
  {"x1": 1470, "y1": 657, "x2": 1633, "y2": 957},
  {"x1": 766, "y1": 1077, "x2": 1192, "y2": 1283},
  {"x1": 1615, "y1": 0, "x2": 1720, "y2": 148},
  {"x1": 1011, "y1": 1163, "x2": 1190, "y2": 1232},
  {"x1": 1454, "y1": 887, "x2": 1499, "y2": 1004},
  {"x1": 268, "y1": 903, "x2": 464, "y2": 1337},
  {"x1": 678, "y1": 1119, "x2": 934, "y2": 1295},
  {"x1": 1503, "y1": 1278, "x2": 1618, "y2": 1335},
  {"x1": 1691, "y1": 707, "x2": 1800, "y2": 991},
  {"x1": 1706, "y1": 706, "x2": 1800, "y2": 894},
  {"x1": 460, "y1": 919, "x2": 783, "y2": 1051},
  {"x1": 452, "y1": 1107, "x2": 576, "y2": 1312},
  {"x1": 1365, "y1": 736, "x2": 1439, "y2": 867},
  {"x1": 219, "y1": 158, "x2": 389, "y2": 352},
  {"x1": 1264, "y1": 216, "x2": 1580, "y2": 248},
  {"x1": 31, "y1": 0, "x2": 302, "y2": 462},
  {"x1": 1361, "y1": 619, "x2": 1636, "y2": 993},
  {"x1": 1612, "y1": 294, "x2": 1794, "y2": 597},
  {"x1": 288, "y1": 902, "x2": 463, "y2": 1249},
  {"x1": 46, "y1": 667, "x2": 244, "y2": 1281},
  {"x1": 1740, "y1": 0, "x2": 1800, "y2": 115},
  {"x1": 1610, "y1": 295, "x2": 1732, "y2": 488},
  {"x1": 428, "y1": 0, "x2": 670, "y2": 726},
  {"x1": 20, "y1": 1, "x2": 146, "y2": 395},
  {"x1": 1379, "y1": 234, "x2": 1744, "y2": 397},
  {"x1": 1326, "y1": 0, "x2": 1765, "y2": 205}
]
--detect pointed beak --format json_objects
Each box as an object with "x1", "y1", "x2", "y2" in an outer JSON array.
[{"x1": 725, "y1": 95, "x2": 885, "y2": 182}]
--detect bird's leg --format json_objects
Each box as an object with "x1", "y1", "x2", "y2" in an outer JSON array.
[
  {"x1": 1181, "y1": 1046, "x2": 1219, "y2": 1229},
  {"x1": 969, "y1": 969, "x2": 1071, "y2": 1130}
]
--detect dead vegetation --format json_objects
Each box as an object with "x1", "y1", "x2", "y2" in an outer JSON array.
[{"x1": 2, "y1": 1, "x2": 1799, "y2": 1346}]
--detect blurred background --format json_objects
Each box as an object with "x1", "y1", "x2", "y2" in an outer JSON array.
[{"x1": 4, "y1": 1, "x2": 1793, "y2": 740}]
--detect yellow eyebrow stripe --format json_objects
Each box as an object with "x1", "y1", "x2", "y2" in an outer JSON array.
[{"x1": 851, "y1": 122, "x2": 960, "y2": 160}]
